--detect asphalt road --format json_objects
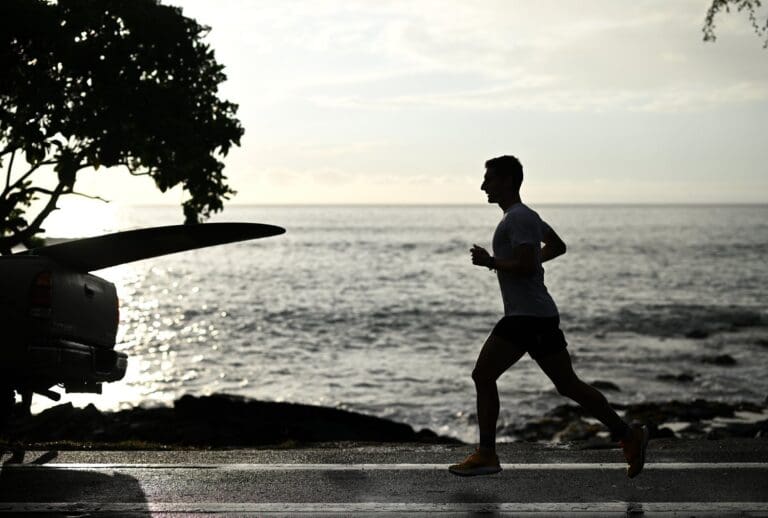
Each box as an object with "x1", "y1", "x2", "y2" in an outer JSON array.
[{"x1": 1, "y1": 439, "x2": 767, "y2": 516}]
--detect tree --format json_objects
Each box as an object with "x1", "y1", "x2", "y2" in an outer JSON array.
[
  {"x1": 0, "y1": 0, "x2": 243, "y2": 253},
  {"x1": 703, "y1": 0, "x2": 768, "y2": 47}
]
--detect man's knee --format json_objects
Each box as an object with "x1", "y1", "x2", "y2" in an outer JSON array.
[{"x1": 472, "y1": 367, "x2": 496, "y2": 386}]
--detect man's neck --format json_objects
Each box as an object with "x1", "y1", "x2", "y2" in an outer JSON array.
[{"x1": 498, "y1": 194, "x2": 522, "y2": 212}]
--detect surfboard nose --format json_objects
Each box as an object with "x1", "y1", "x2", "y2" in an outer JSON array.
[{"x1": 19, "y1": 222, "x2": 287, "y2": 272}]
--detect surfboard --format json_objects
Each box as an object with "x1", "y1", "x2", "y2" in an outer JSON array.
[{"x1": 18, "y1": 223, "x2": 285, "y2": 272}]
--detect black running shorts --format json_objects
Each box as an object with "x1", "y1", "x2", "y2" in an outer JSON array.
[{"x1": 490, "y1": 315, "x2": 568, "y2": 360}]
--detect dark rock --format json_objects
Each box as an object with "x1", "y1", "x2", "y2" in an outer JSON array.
[
  {"x1": 707, "y1": 429, "x2": 729, "y2": 440},
  {"x1": 415, "y1": 428, "x2": 446, "y2": 443},
  {"x1": 548, "y1": 404, "x2": 588, "y2": 420},
  {"x1": 623, "y1": 399, "x2": 763, "y2": 425},
  {"x1": 679, "y1": 422, "x2": 707, "y2": 438},
  {"x1": 2, "y1": 393, "x2": 461, "y2": 447},
  {"x1": 172, "y1": 393, "x2": 431, "y2": 445},
  {"x1": 500, "y1": 405, "x2": 589, "y2": 442},
  {"x1": 686, "y1": 329, "x2": 710, "y2": 339},
  {"x1": 715, "y1": 419, "x2": 768, "y2": 439},
  {"x1": 553, "y1": 420, "x2": 602, "y2": 442},
  {"x1": 648, "y1": 424, "x2": 676, "y2": 439},
  {"x1": 702, "y1": 354, "x2": 737, "y2": 366},
  {"x1": 503, "y1": 417, "x2": 565, "y2": 442},
  {"x1": 497, "y1": 399, "x2": 767, "y2": 444},
  {"x1": 657, "y1": 372, "x2": 696, "y2": 383},
  {"x1": 591, "y1": 380, "x2": 621, "y2": 392}
]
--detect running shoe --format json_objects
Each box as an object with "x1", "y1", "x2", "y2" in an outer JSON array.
[
  {"x1": 620, "y1": 424, "x2": 650, "y2": 478},
  {"x1": 448, "y1": 448, "x2": 502, "y2": 477}
]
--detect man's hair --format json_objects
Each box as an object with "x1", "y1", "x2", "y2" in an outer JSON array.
[{"x1": 485, "y1": 155, "x2": 523, "y2": 189}]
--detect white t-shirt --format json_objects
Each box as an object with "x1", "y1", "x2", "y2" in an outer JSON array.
[{"x1": 491, "y1": 203, "x2": 559, "y2": 317}]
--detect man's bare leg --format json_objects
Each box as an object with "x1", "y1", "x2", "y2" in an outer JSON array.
[
  {"x1": 535, "y1": 348, "x2": 650, "y2": 477},
  {"x1": 449, "y1": 334, "x2": 526, "y2": 476},
  {"x1": 472, "y1": 334, "x2": 527, "y2": 450},
  {"x1": 534, "y1": 349, "x2": 630, "y2": 440}
]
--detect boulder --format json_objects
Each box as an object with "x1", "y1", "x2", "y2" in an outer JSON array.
[{"x1": 2, "y1": 393, "x2": 461, "y2": 447}]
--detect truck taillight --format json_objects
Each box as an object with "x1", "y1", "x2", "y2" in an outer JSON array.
[{"x1": 30, "y1": 271, "x2": 53, "y2": 317}]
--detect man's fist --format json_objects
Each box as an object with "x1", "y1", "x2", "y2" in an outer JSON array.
[{"x1": 470, "y1": 244, "x2": 492, "y2": 268}]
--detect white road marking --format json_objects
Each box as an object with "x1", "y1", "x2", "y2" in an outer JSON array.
[
  {"x1": 4, "y1": 462, "x2": 767, "y2": 470},
  {"x1": 1, "y1": 502, "x2": 767, "y2": 514}
]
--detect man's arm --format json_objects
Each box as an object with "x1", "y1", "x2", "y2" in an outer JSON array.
[
  {"x1": 471, "y1": 243, "x2": 536, "y2": 275},
  {"x1": 540, "y1": 223, "x2": 566, "y2": 263},
  {"x1": 471, "y1": 223, "x2": 565, "y2": 273}
]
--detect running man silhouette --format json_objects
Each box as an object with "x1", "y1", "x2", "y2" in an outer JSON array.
[{"x1": 449, "y1": 155, "x2": 649, "y2": 478}]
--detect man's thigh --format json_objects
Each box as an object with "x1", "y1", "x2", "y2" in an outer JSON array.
[{"x1": 473, "y1": 332, "x2": 527, "y2": 382}]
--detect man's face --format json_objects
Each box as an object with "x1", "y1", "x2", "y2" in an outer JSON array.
[{"x1": 480, "y1": 168, "x2": 506, "y2": 203}]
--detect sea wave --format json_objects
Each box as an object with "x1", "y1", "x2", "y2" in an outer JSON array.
[
  {"x1": 567, "y1": 303, "x2": 767, "y2": 338},
  {"x1": 250, "y1": 303, "x2": 765, "y2": 339}
]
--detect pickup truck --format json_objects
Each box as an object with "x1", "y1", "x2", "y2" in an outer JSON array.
[
  {"x1": 0, "y1": 223, "x2": 285, "y2": 424},
  {"x1": 0, "y1": 254, "x2": 125, "y2": 420}
]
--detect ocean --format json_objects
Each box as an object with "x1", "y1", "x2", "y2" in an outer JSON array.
[{"x1": 38, "y1": 204, "x2": 768, "y2": 443}]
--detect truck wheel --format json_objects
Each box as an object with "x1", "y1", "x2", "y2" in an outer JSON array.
[{"x1": 0, "y1": 388, "x2": 14, "y2": 428}]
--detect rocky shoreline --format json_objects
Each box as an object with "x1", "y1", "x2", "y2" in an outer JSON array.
[
  {"x1": 2, "y1": 393, "x2": 766, "y2": 449},
  {"x1": 1, "y1": 394, "x2": 460, "y2": 448},
  {"x1": 505, "y1": 398, "x2": 768, "y2": 447}
]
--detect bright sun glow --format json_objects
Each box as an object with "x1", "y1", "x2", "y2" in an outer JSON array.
[{"x1": 40, "y1": 199, "x2": 123, "y2": 239}]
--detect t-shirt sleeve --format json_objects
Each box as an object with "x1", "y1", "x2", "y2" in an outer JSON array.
[
  {"x1": 540, "y1": 219, "x2": 552, "y2": 238},
  {"x1": 508, "y1": 211, "x2": 542, "y2": 246}
]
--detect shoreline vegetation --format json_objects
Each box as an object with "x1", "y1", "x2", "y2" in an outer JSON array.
[{"x1": 2, "y1": 393, "x2": 766, "y2": 450}]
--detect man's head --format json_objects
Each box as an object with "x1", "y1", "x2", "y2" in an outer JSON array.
[{"x1": 481, "y1": 155, "x2": 523, "y2": 205}]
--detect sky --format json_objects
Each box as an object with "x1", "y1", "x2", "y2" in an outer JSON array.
[{"x1": 69, "y1": 0, "x2": 768, "y2": 205}]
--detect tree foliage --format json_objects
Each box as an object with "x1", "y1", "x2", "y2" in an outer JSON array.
[
  {"x1": 703, "y1": 0, "x2": 768, "y2": 46},
  {"x1": 0, "y1": 0, "x2": 243, "y2": 253}
]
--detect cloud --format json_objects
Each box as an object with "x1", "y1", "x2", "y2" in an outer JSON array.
[
  {"x1": 294, "y1": 141, "x2": 388, "y2": 158},
  {"x1": 156, "y1": 1, "x2": 768, "y2": 204},
  {"x1": 219, "y1": 0, "x2": 768, "y2": 113},
  {"x1": 174, "y1": 0, "x2": 768, "y2": 114},
  {"x1": 306, "y1": 79, "x2": 768, "y2": 112}
]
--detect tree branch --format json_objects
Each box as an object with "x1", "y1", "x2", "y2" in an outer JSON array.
[
  {"x1": 68, "y1": 190, "x2": 111, "y2": 203},
  {"x1": 0, "y1": 182, "x2": 66, "y2": 251},
  {"x1": 4, "y1": 149, "x2": 15, "y2": 192},
  {"x1": 2, "y1": 160, "x2": 57, "y2": 198},
  {"x1": 24, "y1": 185, "x2": 111, "y2": 203},
  {"x1": 21, "y1": 186, "x2": 57, "y2": 196},
  {"x1": 0, "y1": 143, "x2": 19, "y2": 157}
]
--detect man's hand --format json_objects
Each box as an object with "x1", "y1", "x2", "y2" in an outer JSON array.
[{"x1": 471, "y1": 244, "x2": 493, "y2": 268}]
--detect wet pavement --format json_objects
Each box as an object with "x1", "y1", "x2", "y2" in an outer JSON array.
[{"x1": 1, "y1": 439, "x2": 767, "y2": 516}]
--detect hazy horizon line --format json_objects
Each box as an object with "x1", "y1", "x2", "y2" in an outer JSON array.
[{"x1": 114, "y1": 202, "x2": 768, "y2": 208}]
